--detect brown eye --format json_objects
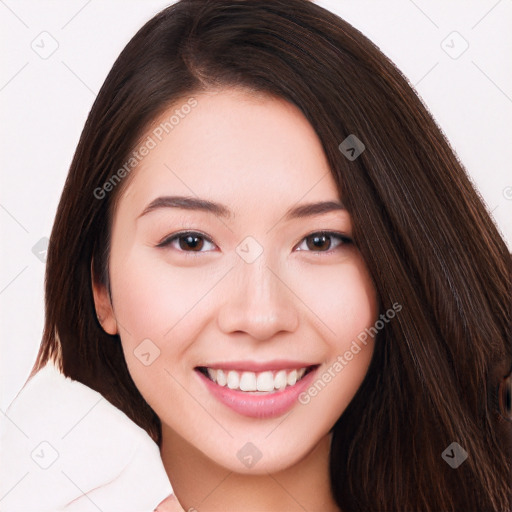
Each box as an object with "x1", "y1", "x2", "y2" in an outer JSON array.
[
  {"x1": 306, "y1": 234, "x2": 331, "y2": 251},
  {"x1": 157, "y1": 231, "x2": 216, "y2": 252},
  {"x1": 179, "y1": 234, "x2": 204, "y2": 251},
  {"x1": 296, "y1": 231, "x2": 352, "y2": 253}
]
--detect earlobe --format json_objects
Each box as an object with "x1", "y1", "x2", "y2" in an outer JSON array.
[{"x1": 91, "y1": 261, "x2": 118, "y2": 335}]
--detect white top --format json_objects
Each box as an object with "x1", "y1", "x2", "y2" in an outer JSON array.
[{"x1": 0, "y1": 363, "x2": 173, "y2": 511}]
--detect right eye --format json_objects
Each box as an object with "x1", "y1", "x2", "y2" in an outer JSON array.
[{"x1": 156, "y1": 231, "x2": 217, "y2": 253}]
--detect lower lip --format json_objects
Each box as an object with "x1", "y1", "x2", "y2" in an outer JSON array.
[{"x1": 196, "y1": 367, "x2": 318, "y2": 419}]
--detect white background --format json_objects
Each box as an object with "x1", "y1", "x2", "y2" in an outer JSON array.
[{"x1": 1, "y1": 0, "x2": 511, "y2": 410}]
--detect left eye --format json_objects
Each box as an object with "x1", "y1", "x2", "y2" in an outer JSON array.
[
  {"x1": 295, "y1": 231, "x2": 352, "y2": 252},
  {"x1": 157, "y1": 231, "x2": 216, "y2": 252}
]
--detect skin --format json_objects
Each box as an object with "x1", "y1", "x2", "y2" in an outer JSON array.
[
  {"x1": 155, "y1": 494, "x2": 185, "y2": 512},
  {"x1": 93, "y1": 88, "x2": 378, "y2": 511}
]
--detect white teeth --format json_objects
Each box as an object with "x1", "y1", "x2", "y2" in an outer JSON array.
[
  {"x1": 274, "y1": 370, "x2": 287, "y2": 390},
  {"x1": 216, "y1": 369, "x2": 227, "y2": 387},
  {"x1": 227, "y1": 370, "x2": 239, "y2": 389},
  {"x1": 239, "y1": 372, "x2": 257, "y2": 391},
  {"x1": 203, "y1": 366, "x2": 310, "y2": 392},
  {"x1": 287, "y1": 369, "x2": 297, "y2": 386},
  {"x1": 256, "y1": 371, "x2": 274, "y2": 392}
]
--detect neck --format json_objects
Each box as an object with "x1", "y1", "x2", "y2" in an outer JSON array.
[{"x1": 160, "y1": 429, "x2": 340, "y2": 512}]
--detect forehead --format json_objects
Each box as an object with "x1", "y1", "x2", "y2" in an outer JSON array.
[{"x1": 119, "y1": 87, "x2": 340, "y2": 213}]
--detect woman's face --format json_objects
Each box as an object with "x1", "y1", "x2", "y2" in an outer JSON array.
[{"x1": 94, "y1": 87, "x2": 378, "y2": 473}]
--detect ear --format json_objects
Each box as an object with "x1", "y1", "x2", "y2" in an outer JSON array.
[{"x1": 91, "y1": 260, "x2": 118, "y2": 335}]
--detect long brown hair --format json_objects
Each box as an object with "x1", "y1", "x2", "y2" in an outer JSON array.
[{"x1": 33, "y1": 0, "x2": 511, "y2": 510}]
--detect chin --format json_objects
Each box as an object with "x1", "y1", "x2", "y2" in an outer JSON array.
[{"x1": 209, "y1": 445, "x2": 312, "y2": 475}]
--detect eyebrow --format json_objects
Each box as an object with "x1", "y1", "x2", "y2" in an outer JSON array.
[{"x1": 137, "y1": 195, "x2": 345, "y2": 220}]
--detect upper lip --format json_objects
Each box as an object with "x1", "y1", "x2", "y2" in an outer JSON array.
[{"x1": 196, "y1": 360, "x2": 318, "y2": 372}]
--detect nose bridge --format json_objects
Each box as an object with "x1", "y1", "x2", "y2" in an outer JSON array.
[
  {"x1": 243, "y1": 256, "x2": 278, "y2": 312},
  {"x1": 216, "y1": 251, "x2": 299, "y2": 340}
]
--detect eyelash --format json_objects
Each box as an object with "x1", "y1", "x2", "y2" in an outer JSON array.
[{"x1": 156, "y1": 230, "x2": 352, "y2": 254}]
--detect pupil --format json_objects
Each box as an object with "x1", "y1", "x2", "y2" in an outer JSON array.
[
  {"x1": 308, "y1": 234, "x2": 330, "y2": 251},
  {"x1": 180, "y1": 235, "x2": 203, "y2": 251}
]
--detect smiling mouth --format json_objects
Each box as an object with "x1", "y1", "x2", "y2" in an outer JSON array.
[{"x1": 195, "y1": 365, "x2": 318, "y2": 394}]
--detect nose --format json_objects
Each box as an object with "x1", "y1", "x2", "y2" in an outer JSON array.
[{"x1": 216, "y1": 256, "x2": 299, "y2": 341}]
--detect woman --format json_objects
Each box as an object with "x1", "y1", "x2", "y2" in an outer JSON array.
[{"x1": 1, "y1": 0, "x2": 510, "y2": 510}]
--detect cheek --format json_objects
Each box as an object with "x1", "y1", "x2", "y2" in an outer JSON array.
[
  {"x1": 290, "y1": 256, "x2": 377, "y2": 417},
  {"x1": 107, "y1": 246, "x2": 226, "y2": 404},
  {"x1": 296, "y1": 343, "x2": 374, "y2": 436},
  {"x1": 109, "y1": 246, "x2": 217, "y2": 343},
  {"x1": 292, "y1": 254, "x2": 378, "y2": 343}
]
